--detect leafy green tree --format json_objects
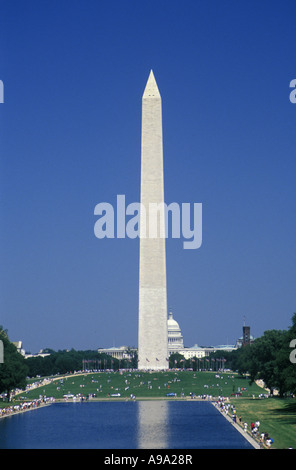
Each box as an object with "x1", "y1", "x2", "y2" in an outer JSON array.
[
  {"x1": 169, "y1": 352, "x2": 185, "y2": 369},
  {"x1": 204, "y1": 313, "x2": 296, "y2": 397},
  {"x1": 0, "y1": 328, "x2": 29, "y2": 401},
  {"x1": 124, "y1": 347, "x2": 138, "y2": 369},
  {"x1": 25, "y1": 349, "x2": 123, "y2": 377},
  {"x1": 235, "y1": 329, "x2": 287, "y2": 396}
]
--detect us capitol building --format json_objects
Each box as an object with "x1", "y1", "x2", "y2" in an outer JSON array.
[
  {"x1": 16, "y1": 311, "x2": 251, "y2": 361},
  {"x1": 98, "y1": 311, "x2": 241, "y2": 361}
]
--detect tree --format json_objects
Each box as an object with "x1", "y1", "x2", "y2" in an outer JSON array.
[
  {"x1": 169, "y1": 353, "x2": 185, "y2": 369},
  {"x1": 236, "y1": 329, "x2": 287, "y2": 396},
  {"x1": 0, "y1": 328, "x2": 29, "y2": 401},
  {"x1": 124, "y1": 347, "x2": 138, "y2": 369}
]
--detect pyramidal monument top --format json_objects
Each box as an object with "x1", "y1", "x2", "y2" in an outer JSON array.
[{"x1": 142, "y1": 70, "x2": 161, "y2": 99}]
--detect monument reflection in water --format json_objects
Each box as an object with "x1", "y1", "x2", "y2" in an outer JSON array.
[{"x1": 137, "y1": 401, "x2": 169, "y2": 449}]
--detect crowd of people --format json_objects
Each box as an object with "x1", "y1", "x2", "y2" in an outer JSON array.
[
  {"x1": 242, "y1": 416, "x2": 273, "y2": 447},
  {"x1": 0, "y1": 397, "x2": 54, "y2": 419},
  {"x1": 214, "y1": 397, "x2": 273, "y2": 448}
]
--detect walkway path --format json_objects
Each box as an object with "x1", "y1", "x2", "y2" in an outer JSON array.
[{"x1": 212, "y1": 402, "x2": 261, "y2": 449}]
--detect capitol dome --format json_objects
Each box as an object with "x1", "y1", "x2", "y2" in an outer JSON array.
[
  {"x1": 168, "y1": 312, "x2": 181, "y2": 330},
  {"x1": 167, "y1": 311, "x2": 184, "y2": 352}
]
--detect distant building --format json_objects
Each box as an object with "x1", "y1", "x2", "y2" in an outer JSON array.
[
  {"x1": 180, "y1": 344, "x2": 206, "y2": 359},
  {"x1": 24, "y1": 349, "x2": 51, "y2": 359},
  {"x1": 12, "y1": 341, "x2": 51, "y2": 359},
  {"x1": 97, "y1": 346, "x2": 136, "y2": 361},
  {"x1": 242, "y1": 325, "x2": 251, "y2": 346},
  {"x1": 236, "y1": 324, "x2": 254, "y2": 348},
  {"x1": 167, "y1": 312, "x2": 237, "y2": 359},
  {"x1": 12, "y1": 341, "x2": 25, "y2": 356},
  {"x1": 15, "y1": 312, "x2": 250, "y2": 367},
  {"x1": 202, "y1": 344, "x2": 237, "y2": 356},
  {"x1": 167, "y1": 312, "x2": 206, "y2": 358},
  {"x1": 167, "y1": 311, "x2": 184, "y2": 353}
]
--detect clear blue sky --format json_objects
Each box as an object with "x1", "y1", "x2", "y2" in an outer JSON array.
[{"x1": 0, "y1": 0, "x2": 295, "y2": 353}]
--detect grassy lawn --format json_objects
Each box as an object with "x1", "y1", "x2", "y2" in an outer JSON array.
[
  {"x1": 231, "y1": 397, "x2": 296, "y2": 449},
  {"x1": 14, "y1": 370, "x2": 263, "y2": 400}
]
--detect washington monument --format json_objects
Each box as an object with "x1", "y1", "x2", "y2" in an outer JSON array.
[{"x1": 138, "y1": 70, "x2": 168, "y2": 370}]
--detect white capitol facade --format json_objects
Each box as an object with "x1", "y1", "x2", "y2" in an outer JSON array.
[{"x1": 98, "y1": 311, "x2": 237, "y2": 361}]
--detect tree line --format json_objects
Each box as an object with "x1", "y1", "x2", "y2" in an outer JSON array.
[
  {"x1": 228, "y1": 313, "x2": 296, "y2": 397},
  {"x1": 168, "y1": 314, "x2": 296, "y2": 398},
  {"x1": 25, "y1": 348, "x2": 138, "y2": 377},
  {"x1": 1, "y1": 313, "x2": 296, "y2": 400}
]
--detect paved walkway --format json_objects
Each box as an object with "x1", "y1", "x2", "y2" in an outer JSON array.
[{"x1": 212, "y1": 402, "x2": 261, "y2": 449}]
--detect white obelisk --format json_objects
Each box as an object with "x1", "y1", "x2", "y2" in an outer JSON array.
[{"x1": 138, "y1": 70, "x2": 168, "y2": 370}]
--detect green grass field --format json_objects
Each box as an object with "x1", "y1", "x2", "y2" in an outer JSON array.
[
  {"x1": 16, "y1": 370, "x2": 263, "y2": 400},
  {"x1": 231, "y1": 397, "x2": 296, "y2": 449}
]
